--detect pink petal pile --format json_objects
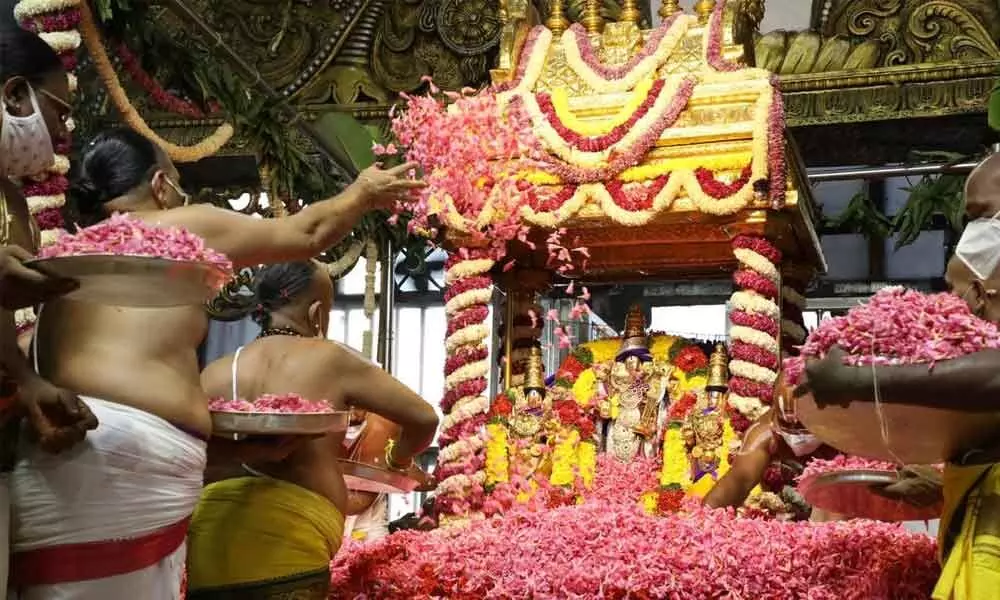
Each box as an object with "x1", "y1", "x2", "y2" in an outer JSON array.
[
  {"x1": 208, "y1": 393, "x2": 331, "y2": 414},
  {"x1": 799, "y1": 454, "x2": 901, "y2": 481},
  {"x1": 330, "y1": 499, "x2": 938, "y2": 599},
  {"x1": 784, "y1": 286, "x2": 1000, "y2": 385},
  {"x1": 39, "y1": 213, "x2": 232, "y2": 271}
]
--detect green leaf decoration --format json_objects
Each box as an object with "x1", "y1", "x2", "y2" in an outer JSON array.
[
  {"x1": 989, "y1": 82, "x2": 1000, "y2": 132},
  {"x1": 313, "y1": 111, "x2": 377, "y2": 177}
]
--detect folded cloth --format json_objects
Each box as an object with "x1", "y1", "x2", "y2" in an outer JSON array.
[
  {"x1": 186, "y1": 476, "x2": 343, "y2": 599},
  {"x1": 933, "y1": 463, "x2": 1000, "y2": 599},
  {"x1": 9, "y1": 396, "x2": 206, "y2": 600}
]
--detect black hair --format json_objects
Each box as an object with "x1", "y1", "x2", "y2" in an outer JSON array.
[
  {"x1": 67, "y1": 128, "x2": 160, "y2": 226},
  {"x1": 0, "y1": 25, "x2": 64, "y2": 88},
  {"x1": 251, "y1": 261, "x2": 320, "y2": 328}
]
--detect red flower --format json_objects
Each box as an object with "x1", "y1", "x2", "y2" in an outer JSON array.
[
  {"x1": 491, "y1": 395, "x2": 513, "y2": 418},
  {"x1": 668, "y1": 392, "x2": 698, "y2": 420},
  {"x1": 761, "y1": 464, "x2": 785, "y2": 492},
  {"x1": 656, "y1": 488, "x2": 685, "y2": 514},
  {"x1": 577, "y1": 418, "x2": 596, "y2": 440},
  {"x1": 674, "y1": 346, "x2": 708, "y2": 373},
  {"x1": 554, "y1": 401, "x2": 582, "y2": 425}
]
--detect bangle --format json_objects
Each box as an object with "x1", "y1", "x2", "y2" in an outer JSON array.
[{"x1": 384, "y1": 439, "x2": 411, "y2": 471}]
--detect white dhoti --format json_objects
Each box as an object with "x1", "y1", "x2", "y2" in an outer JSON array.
[
  {"x1": 343, "y1": 495, "x2": 389, "y2": 543},
  {"x1": 8, "y1": 397, "x2": 206, "y2": 600}
]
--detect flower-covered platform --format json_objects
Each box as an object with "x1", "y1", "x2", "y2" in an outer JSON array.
[{"x1": 330, "y1": 456, "x2": 939, "y2": 600}]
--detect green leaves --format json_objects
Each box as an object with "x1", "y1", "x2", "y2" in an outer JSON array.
[
  {"x1": 823, "y1": 190, "x2": 892, "y2": 239},
  {"x1": 892, "y1": 174, "x2": 964, "y2": 249},
  {"x1": 312, "y1": 111, "x2": 376, "y2": 177}
]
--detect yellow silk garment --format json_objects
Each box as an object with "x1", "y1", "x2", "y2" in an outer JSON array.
[
  {"x1": 933, "y1": 464, "x2": 1000, "y2": 600},
  {"x1": 186, "y1": 476, "x2": 344, "y2": 591}
]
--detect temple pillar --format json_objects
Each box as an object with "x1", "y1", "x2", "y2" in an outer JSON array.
[
  {"x1": 726, "y1": 235, "x2": 782, "y2": 433},
  {"x1": 498, "y1": 269, "x2": 551, "y2": 390}
]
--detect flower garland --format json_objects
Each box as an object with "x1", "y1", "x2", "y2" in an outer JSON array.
[
  {"x1": 727, "y1": 235, "x2": 782, "y2": 429},
  {"x1": 493, "y1": 26, "x2": 552, "y2": 99},
  {"x1": 703, "y1": 0, "x2": 742, "y2": 73},
  {"x1": 78, "y1": 0, "x2": 233, "y2": 163},
  {"x1": 561, "y1": 16, "x2": 693, "y2": 93},
  {"x1": 438, "y1": 250, "x2": 494, "y2": 515},
  {"x1": 14, "y1": 0, "x2": 81, "y2": 334},
  {"x1": 116, "y1": 43, "x2": 211, "y2": 119}
]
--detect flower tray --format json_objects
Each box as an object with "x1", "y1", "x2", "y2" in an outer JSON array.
[{"x1": 798, "y1": 469, "x2": 941, "y2": 522}]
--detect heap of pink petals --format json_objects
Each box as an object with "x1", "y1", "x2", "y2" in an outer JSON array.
[
  {"x1": 39, "y1": 212, "x2": 232, "y2": 271},
  {"x1": 208, "y1": 393, "x2": 331, "y2": 414},
  {"x1": 784, "y1": 287, "x2": 1000, "y2": 385},
  {"x1": 799, "y1": 454, "x2": 901, "y2": 481},
  {"x1": 330, "y1": 500, "x2": 938, "y2": 599}
]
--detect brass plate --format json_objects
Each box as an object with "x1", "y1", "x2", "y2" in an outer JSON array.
[
  {"x1": 339, "y1": 459, "x2": 420, "y2": 494},
  {"x1": 798, "y1": 469, "x2": 942, "y2": 522},
  {"x1": 27, "y1": 255, "x2": 229, "y2": 307},
  {"x1": 211, "y1": 410, "x2": 350, "y2": 438}
]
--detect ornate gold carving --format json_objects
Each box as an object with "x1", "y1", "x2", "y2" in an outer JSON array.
[
  {"x1": 620, "y1": 0, "x2": 641, "y2": 25},
  {"x1": 659, "y1": 0, "x2": 681, "y2": 19},
  {"x1": 694, "y1": 0, "x2": 717, "y2": 23}
]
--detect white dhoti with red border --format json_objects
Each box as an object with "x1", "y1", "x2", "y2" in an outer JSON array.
[{"x1": 8, "y1": 397, "x2": 206, "y2": 600}]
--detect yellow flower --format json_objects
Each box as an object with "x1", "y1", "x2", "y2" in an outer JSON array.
[
  {"x1": 577, "y1": 441, "x2": 597, "y2": 488},
  {"x1": 571, "y1": 369, "x2": 598, "y2": 407},
  {"x1": 641, "y1": 491, "x2": 659, "y2": 515},
  {"x1": 484, "y1": 423, "x2": 510, "y2": 486},
  {"x1": 660, "y1": 424, "x2": 692, "y2": 489},
  {"x1": 549, "y1": 429, "x2": 580, "y2": 487}
]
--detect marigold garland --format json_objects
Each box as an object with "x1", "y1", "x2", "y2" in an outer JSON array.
[{"x1": 78, "y1": 0, "x2": 233, "y2": 163}]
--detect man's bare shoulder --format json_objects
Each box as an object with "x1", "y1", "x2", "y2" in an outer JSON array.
[{"x1": 139, "y1": 204, "x2": 227, "y2": 229}]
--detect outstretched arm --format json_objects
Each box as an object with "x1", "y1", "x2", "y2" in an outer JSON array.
[
  {"x1": 703, "y1": 418, "x2": 774, "y2": 509},
  {"x1": 800, "y1": 346, "x2": 1000, "y2": 412},
  {"x1": 151, "y1": 163, "x2": 424, "y2": 269}
]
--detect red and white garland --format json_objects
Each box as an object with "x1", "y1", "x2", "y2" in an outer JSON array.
[
  {"x1": 437, "y1": 250, "x2": 494, "y2": 517},
  {"x1": 14, "y1": 0, "x2": 80, "y2": 334},
  {"x1": 727, "y1": 235, "x2": 782, "y2": 430}
]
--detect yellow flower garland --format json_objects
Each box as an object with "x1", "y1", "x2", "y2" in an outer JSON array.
[
  {"x1": 577, "y1": 440, "x2": 597, "y2": 488},
  {"x1": 484, "y1": 423, "x2": 510, "y2": 486},
  {"x1": 549, "y1": 429, "x2": 580, "y2": 487},
  {"x1": 79, "y1": 1, "x2": 233, "y2": 163},
  {"x1": 660, "y1": 423, "x2": 691, "y2": 488},
  {"x1": 548, "y1": 78, "x2": 656, "y2": 136}
]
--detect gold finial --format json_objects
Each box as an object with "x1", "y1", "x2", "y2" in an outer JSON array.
[
  {"x1": 695, "y1": 0, "x2": 717, "y2": 23},
  {"x1": 659, "y1": 0, "x2": 680, "y2": 19},
  {"x1": 707, "y1": 343, "x2": 729, "y2": 391},
  {"x1": 546, "y1": 0, "x2": 570, "y2": 37},
  {"x1": 524, "y1": 345, "x2": 546, "y2": 391},
  {"x1": 620, "y1": 0, "x2": 640, "y2": 25},
  {"x1": 582, "y1": 0, "x2": 604, "y2": 34}
]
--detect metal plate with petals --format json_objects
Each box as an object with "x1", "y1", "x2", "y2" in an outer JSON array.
[
  {"x1": 338, "y1": 459, "x2": 421, "y2": 494},
  {"x1": 798, "y1": 469, "x2": 943, "y2": 522},
  {"x1": 212, "y1": 410, "x2": 350, "y2": 438},
  {"x1": 27, "y1": 255, "x2": 230, "y2": 307}
]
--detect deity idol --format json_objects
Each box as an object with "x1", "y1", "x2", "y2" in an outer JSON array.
[
  {"x1": 506, "y1": 346, "x2": 558, "y2": 482},
  {"x1": 593, "y1": 306, "x2": 672, "y2": 462},
  {"x1": 682, "y1": 344, "x2": 730, "y2": 484}
]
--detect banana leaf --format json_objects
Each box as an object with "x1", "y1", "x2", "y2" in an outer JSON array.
[{"x1": 313, "y1": 111, "x2": 376, "y2": 177}]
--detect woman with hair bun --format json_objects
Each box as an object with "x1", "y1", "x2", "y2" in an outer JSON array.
[
  {"x1": 0, "y1": 25, "x2": 98, "y2": 598},
  {"x1": 11, "y1": 127, "x2": 423, "y2": 598}
]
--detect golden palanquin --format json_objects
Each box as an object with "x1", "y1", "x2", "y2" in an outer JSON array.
[{"x1": 482, "y1": 0, "x2": 824, "y2": 284}]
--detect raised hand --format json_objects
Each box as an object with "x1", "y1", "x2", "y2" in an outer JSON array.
[
  {"x1": 355, "y1": 162, "x2": 427, "y2": 210},
  {"x1": 18, "y1": 377, "x2": 98, "y2": 454}
]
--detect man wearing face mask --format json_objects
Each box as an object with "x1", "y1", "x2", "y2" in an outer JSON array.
[
  {"x1": 702, "y1": 375, "x2": 840, "y2": 520},
  {"x1": 187, "y1": 261, "x2": 438, "y2": 599},
  {"x1": 799, "y1": 165, "x2": 1000, "y2": 598}
]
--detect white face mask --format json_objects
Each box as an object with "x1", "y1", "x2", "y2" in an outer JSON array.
[
  {"x1": 344, "y1": 421, "x2": 366, "y2": 444},
  {"x1": 776, "y1": 428, "x2": 823, "y2": 457},
  {"x1": 955, "y1": 215, "x2": 1000, "y2": 280},
  {"x1": 0, "y1": 86, "x2": 54, "y2": 178}
]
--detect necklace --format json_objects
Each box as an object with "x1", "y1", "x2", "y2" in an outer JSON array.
[{"x1": 258, "y1": 326, "x2": 306, "y2": 339}]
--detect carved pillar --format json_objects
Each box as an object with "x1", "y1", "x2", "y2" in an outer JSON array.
[
  {"x1": 582, "y1": 0, "x2": 604, "y2": 33},
  {"x1": 695, "y1": 0, "x2": 717, "y2": 23},
  {"x1": 620, "y1": 0, "x2": 641, "y2": 25},
  {"x1": 659, "y1": 0, "x2": 681, "y2": 19},
  {"x1": 726, "y1": 235, "x2": 782, "y2": 434},
  {"x1": 546, "y1": 0, "x2": 570, "y2": 36}
]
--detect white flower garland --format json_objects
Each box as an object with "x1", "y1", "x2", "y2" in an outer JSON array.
[
  {"x1": 442, "y1": 395, "x2": 490, "y2": 431},
  {"x1": 733, "y1": 248, "x2": 779, "y2": 282},
  {"x1": 729, "y1": 359, "x2": 777, "y2": 386},
  {"x1": 444, "y1": 288, "x2": 493, "y2": 315},
  {"x1": 729, "y1": 290, "x2": 779, "y2": 318},
  {"x1": 445, "y1": 323, "x2": 489, "y2": 353},
  {"x1": 729, "y1": 325, "x2": 779, "y2": 354},
  {"x1": 561, "y1": 16, "x2": 693, "y2": 93},
  {"x1": 325, "y1": 239, "x2": 364, "y2": 279},
  {"x1": 444, "y1": 259, "x2": 494, "y2": 284},
  {"x1": 38, "y1": 30, "x2": 80, "y2": 53},
  {"x1": 496, "y1": 27, "x2": 552, "y2": 105},
  {"x1": 26, "y1": 194, "x2": 65, "y2": 214},
  {"x1": 39, "y1": 229, "x2": 63, "y2": 246},
  {"x1": 438, "y1": 435, "x2": 485, "y2": 465},
  {"x1": 445, "y1": 360, "x2": 490, "y2": 390},
  {"x1": 13, "y1": 0, "x2": 78, "y2": 19},
  {"x1": 728, "y1": 393, "x2": 767, "y2": 420},
  {"x1": 48, "y1": 155, "x2": 70, "y2": 176},
  {"x1": 14, "y1": 307, "x2": 35, "y2": 330},
  {"x1": 437, "y1": 471, "x2": 486, "y2": 496}
]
